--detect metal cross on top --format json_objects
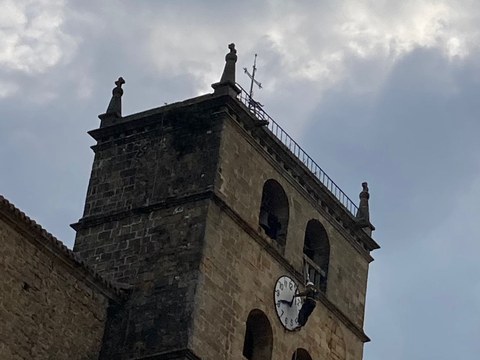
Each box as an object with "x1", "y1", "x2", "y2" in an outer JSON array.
[{"x1": 243, "y1": 53, "x2": 262, "y2": 100}]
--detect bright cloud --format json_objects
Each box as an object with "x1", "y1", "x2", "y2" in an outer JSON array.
[
  {"x1": 2, "y1": 2, "x2": 480, "y2": 359},
  {"x1": 0, "y1": 0, "x2": 78, "y2": 97},
  {"x1": 1, "y1": 0, "x2": 478, "y2": 102},
  {"x1": 261, "y1": 1, "x2": 474, "y2": 82},
  {"x1": 141, "y1": 1, "x2": 480, "y2": 100}
]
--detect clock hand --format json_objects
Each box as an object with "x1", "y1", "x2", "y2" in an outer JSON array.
[{"x1": 279, "y1": 298, "x2": 295, "y2": 307}]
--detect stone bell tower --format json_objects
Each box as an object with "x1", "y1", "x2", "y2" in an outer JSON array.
[{"x1": 73, "y1": 43, "x2": 379, "y2": 360}]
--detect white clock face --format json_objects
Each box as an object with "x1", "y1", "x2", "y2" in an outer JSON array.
[{"x1": 273, "y1": 276, "x2": 302, "y2": 330}]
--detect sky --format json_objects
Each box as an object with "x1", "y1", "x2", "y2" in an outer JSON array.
[{"x1": 1, "y1": 1, "x2": 480, "y2": 359}]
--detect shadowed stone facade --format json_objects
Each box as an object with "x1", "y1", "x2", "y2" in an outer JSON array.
[
  {"x1": 0, "y1": 196, "x2": 121, "y2": 360},
  {"x1": 1, "y1": 44, "x2": 379, "y2": 360},
  {"x1": 73, "y1": 97, "x2": 225, "y2": 359}
]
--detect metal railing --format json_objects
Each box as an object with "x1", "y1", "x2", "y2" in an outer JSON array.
[{"x1": 236, "y1": 84, "x2": 359, "y2": 216}]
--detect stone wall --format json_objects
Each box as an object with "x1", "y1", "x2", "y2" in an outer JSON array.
[
  {"x1": 188, "y1": 113, "x2": 372, "y2": 359},
  {"x1": 191, "y1": 203, "x2": 364, "y2": 360},
  {"x1": 85, "y1": 202, "x2": 208, "y2": 359},
  {"x1": 214, "y1": 115, "x2": 371, "y2": 327},
  {"x1": 0, "y1": 211, "x2": 110, "y2": 360},
  {"x1": 77, "y1": 99, "x2": 222, "y2": 220},
  {"x1": 71, "y1": 92, "x2": 374, "y2": 359},
  {"x1": 74, "y1": 99, "x2": 223, "y2": 275},
  {"x1": 73, "y1": 98, "x2": 224, "y2": 358}
]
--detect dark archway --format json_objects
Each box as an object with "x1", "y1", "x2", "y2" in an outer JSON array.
[
  {"x1": 303, "y1": 219, "x2": 330, "y2": 292},
  {"x1": 291, "y1": 348, "x2": 312, "y2": 360},
  {"x1": 259, "y1": 179, "x2": 289, "y2": 248},
  {"x1": 243, "y1": 309, "x2": 273, "y2": 360}
]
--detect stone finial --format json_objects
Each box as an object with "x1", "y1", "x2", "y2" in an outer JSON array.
[
  {"x1": 212, "y1": 43, "x2": 241, "y2": 96},
  {"x1": 106, "y1": 77, "x2": 125, "y2": 115},
  {"x1": 221, "y1": 43, "x2": 237, "y2": 83},
  {"x1": 356, "y1": 182, "x2": 375, "y2": 236}
]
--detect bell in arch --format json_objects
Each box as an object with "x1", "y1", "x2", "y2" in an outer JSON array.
[{"x1": 259, "y1": 207, "x2": 270, "y2": 232}]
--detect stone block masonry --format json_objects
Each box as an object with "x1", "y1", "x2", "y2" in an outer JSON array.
[
  {"x1": 73, "y1": 97, "x2": 226, "y2": 358},
  {"x1": 79, "y1": 201, "x2": 209, "y2": 359},
  {"x1": 0, "y1": 197, "x2": 117, "y2": 360}
]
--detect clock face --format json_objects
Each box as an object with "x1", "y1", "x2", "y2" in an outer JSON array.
[{"x1": 273, "y1": 275, "x2": 302, "y2": 331}]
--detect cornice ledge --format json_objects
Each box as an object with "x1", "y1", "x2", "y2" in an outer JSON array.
[{"x1": 71, "y1": 190, "x2": 214, "y2": 231}]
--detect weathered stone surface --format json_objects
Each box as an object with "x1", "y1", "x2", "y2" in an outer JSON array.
[
  {"x1": 0, "y1": 215, "x2": 110, "y2": 360},
  {"x1": 73, "y1": 98, "x2": 224, "y2": 358},
  {"x1": 79, "y1": 202, "x2": 208, "y2": 359},
  {"x1": 186, "y1": 113, "x2": 371, "y2": 359},
  {"x1": 77, "y1": 102, "x2": 221, "y2": 221},
  {"x1": 214, "y1": 115, "x2": 371, "y2": 327},
  {"x1": 72, "y1": 87, "x2": 376, "y2": 359}
]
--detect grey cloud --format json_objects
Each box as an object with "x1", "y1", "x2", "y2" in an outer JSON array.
[{"x1": 2, "y1": 2, "x2": 480, "y2": 359}]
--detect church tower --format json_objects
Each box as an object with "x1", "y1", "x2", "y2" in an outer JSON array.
[{"x1": 72, "y1": 44, "x2": 379, "y2": 359}]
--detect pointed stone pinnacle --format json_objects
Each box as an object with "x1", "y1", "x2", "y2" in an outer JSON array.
[
  {"x1": 356, "y1": 182, "x2": 375, "y2": 235},
  {"x1": 105, "y1": 77, "x2": 125, "y2": 116},
  {"x1": 212, "y1": 43, "x2": 240, "y2": 96}
]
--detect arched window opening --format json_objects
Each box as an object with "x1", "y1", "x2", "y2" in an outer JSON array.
[
  {"x1": 259, "y1": 179, "x2": 289, "y2": 248},
  {"x1": 242, "y1": 309, "x2": 273, "y2": 360},
  {"x1": 303, "y1": 219, "x2": 330, "y2": 292},
  {"x1": 291, "y1": 348, "x2": 312, "y2": 360}
]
